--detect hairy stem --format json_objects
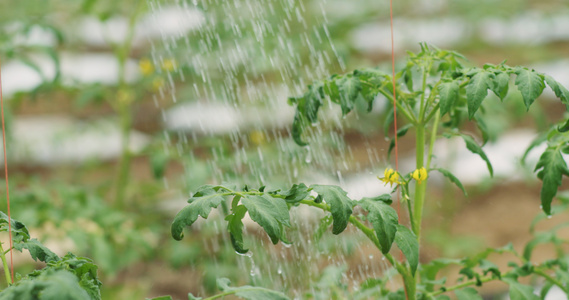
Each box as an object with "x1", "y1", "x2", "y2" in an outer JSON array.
[{"x1": 0, "y1": 242, "x2": 12, "y2": 285}]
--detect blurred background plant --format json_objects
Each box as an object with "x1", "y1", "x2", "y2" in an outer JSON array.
[{"x1": 0, "y1": 0, "x2": 568, "y2": 299}]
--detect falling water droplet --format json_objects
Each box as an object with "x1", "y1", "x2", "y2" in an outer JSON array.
[
  {"x1": 236, "y1": 251, "x2": 253, "y2": 257},
  {"x1": 304, "y1": 146, "x2": 312, "y2": 163},
  {"x1": 547, "y1": 215, "x2": 552, "y2": 219}
]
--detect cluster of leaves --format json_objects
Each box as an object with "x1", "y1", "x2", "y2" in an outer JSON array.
[
  {"x1": 290, "y1": 43, "x2": 569, "y2": 216},
  {"x1": 0, "y1": 212, "x2": 102, "y2": 299},
  {"x1": 171, "y1": 184, "x2": 419, "y2": 297}
]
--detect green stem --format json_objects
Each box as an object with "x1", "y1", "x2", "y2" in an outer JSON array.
[
  {"x1": 426, "y1": 110, "x2": 441, "y2": 168},
  {"x1": 0, "y1": 243, "x2": 12, "y2": 285},
  {"x1": 412, "y1": 125, "x2": 427, "y2": 239},
  {"x1": 429, "y1": 273, "x2": 504, "y2": 297},
  {"x1": 534, "y1": 268, "x2": 569, "y2": 294},
  {"x1": 378, "y1": 89, "x2": 417, "y2": 124}
]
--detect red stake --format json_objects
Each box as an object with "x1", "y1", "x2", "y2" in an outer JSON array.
[
  {"x1": 389, "y1": 2, "x2": 410, "y2": 299},
  {"x1": 0, "y1": 58, "x2": 14, "y2": 283}
]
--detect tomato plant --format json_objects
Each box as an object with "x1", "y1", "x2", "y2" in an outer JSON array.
[{"x1": 170, "y1": 44, "x2": 569, "y2": 299}]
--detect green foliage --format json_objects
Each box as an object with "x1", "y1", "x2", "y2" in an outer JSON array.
[
  {"x1": 358, "y1": 197, "x2": 398, "y2": 254},
  {"x1": 310, "y1": 185, "x2": 353, "y2": 235},
  {"x1": 394, "y1": 225, "x2": 419, "y2": 276},
  {"x1": 534, "y1": 147, "x2": 569, "y2": 215},
  {"x1": 0, "y1": 213, "x2": 101, "y2": 299},
  {"x1": 171, "y1": 45, "x2": 569, "y2": 300}
]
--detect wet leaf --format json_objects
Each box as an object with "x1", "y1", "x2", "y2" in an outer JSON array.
[
  {"x1": 438, "y1": 81, "x2": 460, "y2": 116},
  {"x1": 466, "y1": 71, "x2": 492, "y2": 119},
  {"x1": 241, "y1": 194, "x2": 290, "y2": 244},
  {"x1": 358, "y1": 197, "x2": 398, "y2": 254},
  {"x1": 225, "y1": 205, "x2": 248, "y2": 254},
  {"x1": 460, "y1": 134, "x2": 493, "y2": 177},
  {"x1": 336, "y1": 76, "x2": 361, "y2": 115},
  {"x1": 311, "y1": 185, "x2": 354, "y2": 235},
  {"x1": 433, "y1": 168, "x2": 467, "y2": 196},
  {"x1": 394, "y1": 225, "x2": 419, "y2": 276},
  {"x1": 534, "y1": 147, "x2": 569, "y2": 215},
  {"x1": 278, "y1": 183, "x2": 310, "y2": 204},
  {"x1": 217, "y1": 278, "x2": 290, "y2": 300},
  {"x1": 171, "y1": 186, "x2": 227, "y2": 240},
  {"x1": 514, "y1": 68, "x2": 545, "y2": 110}
]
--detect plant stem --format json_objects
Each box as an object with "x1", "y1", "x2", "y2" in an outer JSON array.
[
  {"x1": 534, "y1": 268, "x2": 569, "y2": 294},
  {"x1": 412, "y1": 125, "x2": 427, "y2": 239},
  {"x1": 426, "y1": 110, "x2": 441, "y2": 168},
  {"x1": 428, "y1": 274, "x2": 503, "y2": 297},
  {"x1": 378, "y1": 89, "x2": 417, "y2": 124},
  {"x1": 0, "y1": 243, "x2": 12, "y2": 285}
]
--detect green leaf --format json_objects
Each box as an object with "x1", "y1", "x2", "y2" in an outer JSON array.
[
  {"x1": 290, "y1": 84, "x2": 324, "y2": 146},
  {"x1": 335, "y1": 76, "x2": 362, "y2": 115},
  {"x1": 455, "y1": 287, "x2": 482, "y2": 300},
  {"x1": 544, "y1": 74, "x2": 569, "y2": 104},
  {"x1": 225, "y1": 205, "x2": 248, "y2": 254},
  {"x1": 558, "y1": 118, "x2": 569, "y2": 133},
  {"x1": 291, "y1": 112, "x2": 308, "y2": 146},
  {"x1": 216, "y1": 278, "x2": 290, "y2": 300},
  {"x1": 490, "y1": 72, "x2": 510, "y2": 100},
  {"x1": 394, "y1": 225, "x2": 419, "y2": 276},
  {"x1": 523, "y1": 232, "x2": 554, "y2": 260},
  {"x1": 0, "y1": 211, "x2": 30, "y2": 243},
  {"x1": 479, "y1": 259, "x2": 500, "y2": 277},
  {"x1": 433, "y1": 168, "x2": 467, "y2": 196},
  {"x1": 13, "y1": 239, "x2": 59, "y2": 263},
  {"x1": 438, "y1": 81, "x2": 460, "y2": 116},
  {"x1": 514, "y1": 68, "x2": 545, "y2": 110},
  {"x1": 502, "y1": 276, "x2": 539, "y2": 300},
  {"x1": 534, "y1": 147, "x2": 569, "y2": 215},
  {"x1": 466, "y1": 71, "x2": 492, "y2": 118},
  {"x1": 460, "y1": 134, "x2": 494, "y2": 177},
  {"x1": 311, "y1": 185, "x2": 354, "y2": 235},
  {"x1": 171, "y1": 186, "x2": 227, "y2": 240},
  {"x1": 358, "y1": 197, "x2": 398, "y2": 254},
  {"x1": 241, "y1": 194, "x2": 290, "y2": 244},
  {"x1": 0, "y1": 269, "x2": 91, "y2": 300},
  {"x1": 278, "y1": 183, "x2": 310, "y2": 203}
]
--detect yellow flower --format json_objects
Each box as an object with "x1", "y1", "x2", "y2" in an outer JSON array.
[
  {"x1": 412, "y1": 167, "x2": 428, "y2": 184},
  {"x1": 139, "y1": 59, "x2": 154, "y2": 76},
  {"x1": 379, "y1": 168, "x2": 400, "y2": 187},
  {"x1": 161, "y1": 59, "x2": 176, "y2": 72}
]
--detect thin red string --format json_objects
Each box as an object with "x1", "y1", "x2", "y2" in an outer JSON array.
[
  {"x1": 389, "y1": 2, "x2": 409, "y2": 299},
  {"x1": 0, "y1": 58, "x2": 14, "y2": 283}
]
